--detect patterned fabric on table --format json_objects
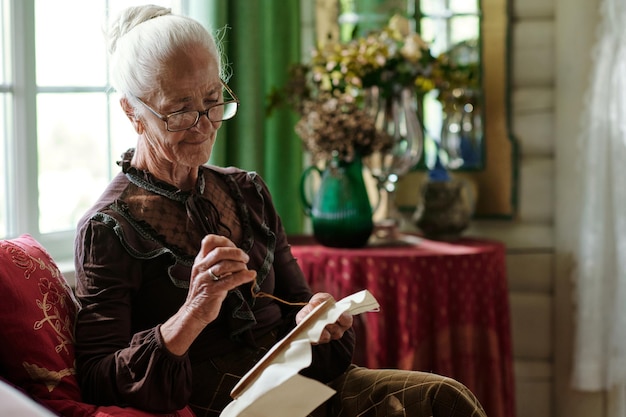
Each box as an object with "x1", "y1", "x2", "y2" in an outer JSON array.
[{"x1": 292, "y1": 237, "x2": 514, "y2": 417}]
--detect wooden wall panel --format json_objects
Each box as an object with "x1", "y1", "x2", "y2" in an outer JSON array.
[
  {"x1": 518, "y1": 158, "x2": 554, "y2": 223},
  {"x1": 501, "y1": 1, "x2": 556, "y2": 416},
  {"x1": 513, "y1": 112, "x2": 555, "y2": 156},
  {"x1": 512, "y1": 0, "x2": 555, "y2": 18},
  {"x1": 507, "y1": 253, "x2": 554, "y2": 293},
  {"x1": 511, "y1": 293, "x2": 553, "y2": 359},
  {"x1": 512, "y1": 22, "x2": 555, "y2": 87}
]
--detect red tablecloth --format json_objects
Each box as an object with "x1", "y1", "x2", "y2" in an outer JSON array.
[{"x1": 289, "y1": 235, "x2": 515, "y2": 417}]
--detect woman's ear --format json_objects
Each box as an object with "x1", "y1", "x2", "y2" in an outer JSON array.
[{"x1": 120, "y1": 97, "x2": 144, "y2": 134}]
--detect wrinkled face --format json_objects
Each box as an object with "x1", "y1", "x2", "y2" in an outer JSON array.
[{"x1": 139, "y1": 43, "x2": 222, "y2": 168}]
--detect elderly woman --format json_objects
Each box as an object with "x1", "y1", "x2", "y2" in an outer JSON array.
[{"x1": 73, "y1": 5, "x2": 487, "y2": 417}]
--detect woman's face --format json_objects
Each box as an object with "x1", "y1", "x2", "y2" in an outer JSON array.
[{"x1": 139, "y1": 43, "x2": 223, "y2": 169}]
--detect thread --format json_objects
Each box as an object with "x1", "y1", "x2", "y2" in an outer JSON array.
[{"x1": 250, "y1": 278, "x2": 308, "y2": 307}]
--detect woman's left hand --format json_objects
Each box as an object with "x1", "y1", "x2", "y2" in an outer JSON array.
[{"x1": 296, "y1": 292, "x2": 353, "y2": 344}]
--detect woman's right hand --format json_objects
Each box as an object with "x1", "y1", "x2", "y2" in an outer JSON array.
[
  {"x1": 160, "y1": 234, "x2": 256, "y2": 355},
  {"x1": 184, "y1": 234, "x2": 257, "y2": 325}
]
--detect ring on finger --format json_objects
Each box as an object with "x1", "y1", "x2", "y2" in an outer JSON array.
[{"x1": 209, "y1": 268, "x2": 221, "y2": 281}]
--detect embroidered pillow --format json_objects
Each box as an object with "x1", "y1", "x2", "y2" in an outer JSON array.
[
  {"x1": 0, "y1": 234, "x2": 83, "y2": 408},
  {"x1": 0, "y1": 235, "x2": 196, "y2": 417}
]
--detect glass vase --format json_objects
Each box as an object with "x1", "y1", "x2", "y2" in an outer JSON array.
[
  {"x1": 300, "y1": 153, "x2": 374, "y2": 248},
  {"x1": 440, "y1": 87, "x2": 483, "y2": 169},
  {"x1": 363, "y1": 85, "x2": 425, "y2": 229}
]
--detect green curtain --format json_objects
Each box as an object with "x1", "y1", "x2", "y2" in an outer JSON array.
[{"x1": 190, "y1": 0, "x2": 305, "y2": 234}]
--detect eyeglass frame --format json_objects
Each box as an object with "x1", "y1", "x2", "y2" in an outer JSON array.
[{"x1": 132, "y1": 80, "x2": 240, "y2": 132}]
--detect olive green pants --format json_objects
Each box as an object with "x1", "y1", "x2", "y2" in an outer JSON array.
[
  {"x1": 189, "y1": 341, "x2": 487, "y2": 417},
  {"x1": 312, "y1": 365, "x2": 488, "y2": 417}
]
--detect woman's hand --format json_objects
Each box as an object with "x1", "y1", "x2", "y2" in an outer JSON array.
[
  {"x1": 184, "y1": 234, "x2": 257, "y2": 325},
  {"x1": 296, "y1": 292, "x2": 353, "y2": 344},
  {"x1": 161, "y1": 234, "x2": 256, "y2": 356}
]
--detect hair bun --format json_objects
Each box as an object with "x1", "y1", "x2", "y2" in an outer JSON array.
[{"x1": 106, "y1": 5, "x2": 172, "y2": 55}]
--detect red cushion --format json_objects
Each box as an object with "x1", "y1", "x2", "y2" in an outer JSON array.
[
  {"x1": 0, "y1": 235, "x2": 82, "y2": 405},
  {"x1": 0, "y1": 235, "x2": 195, "y2": 417}
]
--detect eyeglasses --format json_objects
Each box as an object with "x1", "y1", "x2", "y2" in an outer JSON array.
[{"x1": 134, "y1": 80, "x2": 239, "y2": 132}]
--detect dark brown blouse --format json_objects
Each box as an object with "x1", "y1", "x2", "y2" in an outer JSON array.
[{"x1": 73, "y1": 150, "x2": 355, "y2": 415}]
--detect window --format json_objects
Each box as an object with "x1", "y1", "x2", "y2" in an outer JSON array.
[
  {"x1": 1, "y1": 0, "x2": 183, "y2": 262},
  {"x1": 0, "y1": 0, "x2": 12, "y2": 239}
]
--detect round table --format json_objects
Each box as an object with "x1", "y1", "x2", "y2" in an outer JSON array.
[{"x1": 289, "y1": 234, "x2": 515, "y2": 417}]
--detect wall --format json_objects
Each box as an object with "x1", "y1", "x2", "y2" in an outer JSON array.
[
  {"x1": 507, "y1": 0, "x2": 556, "y2": 414},
  {"x1": 469, "y1": 0, "x2": 606, "y2": 416}
]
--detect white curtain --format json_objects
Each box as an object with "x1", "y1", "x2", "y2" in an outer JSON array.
[{"x1": 572, "y1": 0, "x2": 626, "y2": 414}]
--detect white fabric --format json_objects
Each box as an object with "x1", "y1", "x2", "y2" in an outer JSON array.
[
  {"x1": 221, "y1": 290, "x2": 380, "y2": 417},
  {"x1": 0, "y1": 380, "x2": 56, "y2": 416},
  {"x1": 572, "y1": 0, "x2": 626, "y2": 410}
]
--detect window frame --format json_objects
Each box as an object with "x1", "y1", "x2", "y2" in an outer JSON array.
[
  {"x1": 6, "y1": 0, "x2": 45, "y2": 249},
  {"x1": 1, "y1": 0, "x2": 189, "y2": 264}
]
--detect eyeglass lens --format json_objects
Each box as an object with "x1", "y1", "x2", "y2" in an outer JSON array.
[{"x1": 167, "y1": 102, "x2": 238, "y2": 131}]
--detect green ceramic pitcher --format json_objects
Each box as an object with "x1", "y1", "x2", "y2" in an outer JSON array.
[{"x1": 300, "y1": 153, "x2": 374, "y2": 248}]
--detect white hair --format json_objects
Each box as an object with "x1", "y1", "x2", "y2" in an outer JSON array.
[{"x1": 105, "y1": 5, "x2": 226, "y2": 99}]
